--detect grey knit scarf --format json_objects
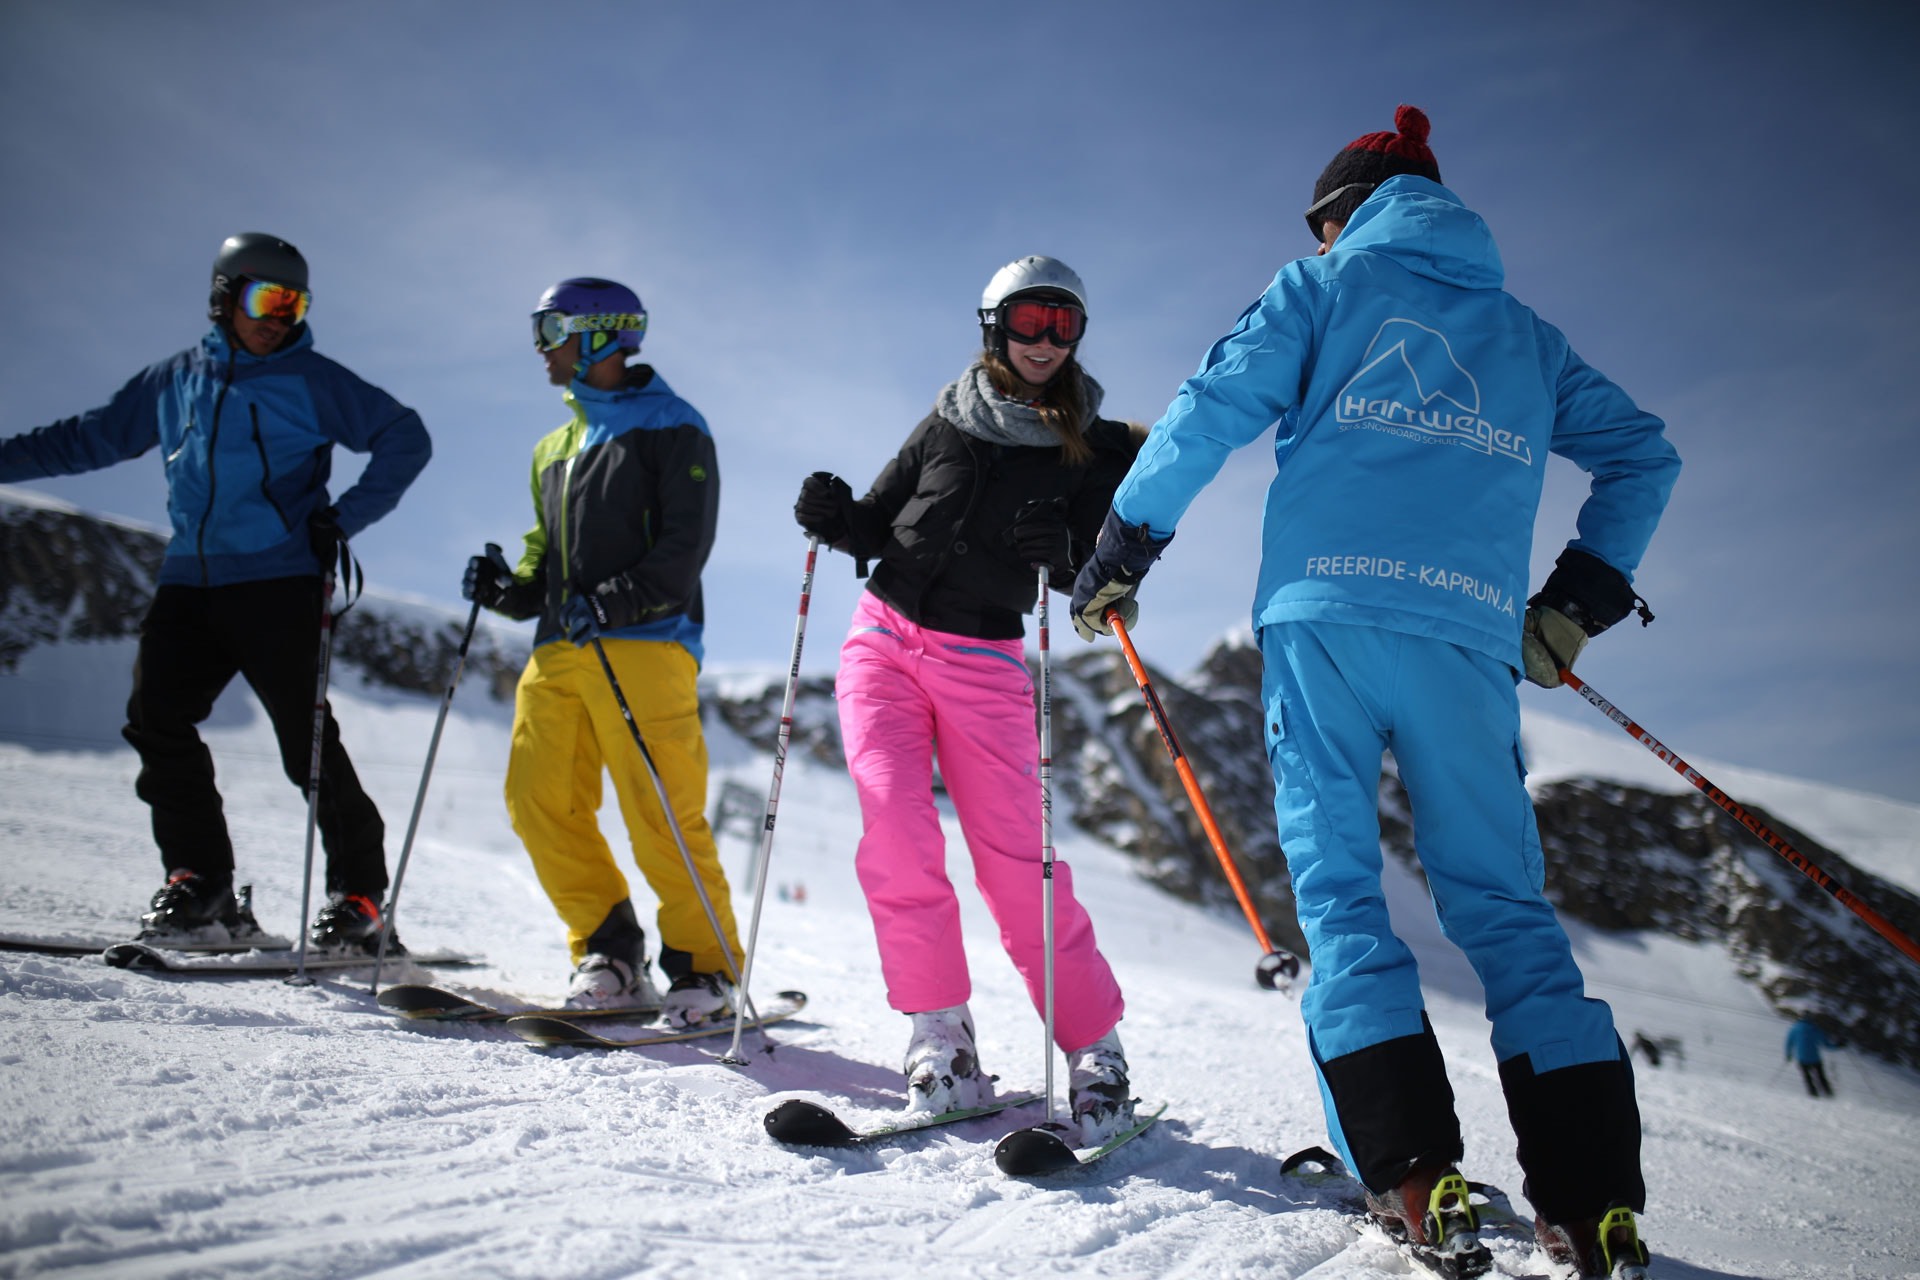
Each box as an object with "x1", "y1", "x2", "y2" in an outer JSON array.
[{"x1": 936, "y1": 361, "x2": 1105, "y2": 448}]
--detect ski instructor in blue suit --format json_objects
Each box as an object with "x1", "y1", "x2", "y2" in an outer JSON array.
[
  {"x1": 0, "y1": 232, "x2": 431, "y2": 954},
  {"x1": 1070, "y1": 108, "x2": 1678, "y2": 1280}
]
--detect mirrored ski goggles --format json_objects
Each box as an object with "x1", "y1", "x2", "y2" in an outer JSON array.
[
  {"x1": 1304, "y1": 182, "x2": 1377, "y2": 238},
  {"x1": 239, "y1": 280, "x2": 311, "y2": 324},
  {"x1": 533, "y1": 308, "x2": 648, "y2": 352},
  {"x1": 996, "y1": 298, "x2": 1086, "y2": 347}
]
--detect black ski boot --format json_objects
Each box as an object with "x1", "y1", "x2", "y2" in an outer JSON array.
[
  {"x1": 308, "y1": 893, "x2": 394, "y2": 954},
  {"x1": 140, "y1": 871, "x2": 248, "y2": 943}
]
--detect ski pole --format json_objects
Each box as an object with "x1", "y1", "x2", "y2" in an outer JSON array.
[
  {"x1": 1559, "y1": 669, "x2": 1920, "y2": 968},
  {"x1": 587, "y1": 634, "x2": 760, "y2": 1024},
  {"x1": 720, "y1": 536, "x2": 819, "y2": 1065},
  {"x1": 1107, "y1": 610, "x2": 1302, "y2": 991},
  {"x1": 287, "y1": 540, "x2": 362, "y2": 985},
  {"x1": 368, "y1": 544, "x2": 500, "y2": 993},
  {"x1": 1037, "y1": 565, "x2": 1059, "y2": 1124}
]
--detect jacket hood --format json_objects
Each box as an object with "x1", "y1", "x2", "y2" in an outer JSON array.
[{"x1": 1332, "y1": 176, "x2": 1504, "y2": 291}]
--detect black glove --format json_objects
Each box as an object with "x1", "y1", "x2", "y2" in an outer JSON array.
[
  {"x1": 1521, "y1": 548, "x2": 1649, "y2": 688},
  {"x1": 1068, "y1": 508, "x2": 1173, "y2": 641},
  {"x1": 794, "y1": 471, "x2": 854, "y2": 543},
  {"x1": 307, "y1": 506, "x2": 345, "y2": 568},
  {"x1": 560, "y1": 592, "x2": 609, "y2": 646},
  {"x1": 463, "y1": 546, "x2": 516, "y2": 611},
  {"x1": 1005, "y1": 497, "x2": 1071, "y2": 570}
]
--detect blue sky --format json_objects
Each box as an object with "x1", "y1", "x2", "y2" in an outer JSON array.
[{"x1": 3, "y1": 1, "x2": 1916, "y2": 805}]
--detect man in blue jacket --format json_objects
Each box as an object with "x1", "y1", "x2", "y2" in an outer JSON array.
[
  {"x1": 1784, "y1": 1017, "x2": 1835, "y2": 1097},
  {"x1": 1072, "y1": 108, "x2": 1677, "y2": 1280},
  {"x1": 0, "y1": 233, "x2": 432, "y2": 952}
]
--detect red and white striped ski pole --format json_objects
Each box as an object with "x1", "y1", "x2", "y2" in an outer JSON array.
[
  {"x1": 720, "y1": 536, "x2": 820, "y2": 1065},
  {"x1": 1037, "y1": 565, "x2": 1059, "y2": 1122},
  {"x1": 1559, "y1": 669, "x2": 1920, "y2": 968},
  {"x1": 1108, "y1": 611, "x2": 1302, "y2": 991}
]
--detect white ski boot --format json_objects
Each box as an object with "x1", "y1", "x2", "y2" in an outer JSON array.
[
  {"x1": 1067, "y1": 1027, "x2": 1135, "y2": 1146},
  {"x1": 564, "y1": 954, "x2": 664, "y2": 1012},
  {"x1": 903, "y1": 1004, "x2": 990, "y2": 1115}
]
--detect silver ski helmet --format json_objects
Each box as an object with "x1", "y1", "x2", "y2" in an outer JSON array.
[
  {"x1": 978, "y1": 255, "x2": 1087, "y2": 356},
  {"x1": 532, "y1": 277, "x2": 647, "y2": 370},
  {"x1": 208, "y1": 232, "x2": 308, "y2": 324}
]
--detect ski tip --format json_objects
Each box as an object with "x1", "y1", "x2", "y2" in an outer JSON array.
[
  {"x1": 504, "y1": 1015, "x2": 593, "y2": 1047},
  {"x1": 993, "y1": 1122, "x2": 1080, "y2": 1177},
  {"x1": 1279, "y1": 1145, "x2": 1347, "y2": 1179},
  {"x1": 102, "y1": 943, "x2": 162, "y2": 971},
  {"x1": 764, "y1": 1099, "x2": 859, "y2": 1147}
]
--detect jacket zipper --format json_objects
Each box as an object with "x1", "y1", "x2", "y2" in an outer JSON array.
[
  {"x1": 249, "y1": 403, "x2": 292, "y2": 532},
  {"x1": 197, "y1": 347, "x2": 237, "y2": 585}
]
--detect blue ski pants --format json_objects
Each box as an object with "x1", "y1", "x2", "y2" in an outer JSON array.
[{"x1": 1259, "y1": 620, "x2": 1629, "y2": 1196}]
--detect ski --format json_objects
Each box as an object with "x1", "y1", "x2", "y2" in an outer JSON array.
[
  {"x1": 376, "y1": 982, "x2": 662, "y2": 1023},
  {"x1": 0, "y1": 928, "x2": 294, "y2": 956},
  {"x1": 1279, "y1": 1145, "x2": 1528, "y2": 1280},
  {"x1": 764, "y1": 1091, "x2": 1041, "y2": 1148},
  {"x1": 992, "y1": 1101, "x2": 1168, "y2": 1177},
  {"x1": 505, "y1": 990, "x2": 808, "y2": 1049},
  {"x1": 101, "y1": 942, "x2": 481, "y2": 974}
]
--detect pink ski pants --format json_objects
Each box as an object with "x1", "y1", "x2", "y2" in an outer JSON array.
[{"x1": 835, "y1": 592, "x2": 1124, "y2": 1053}]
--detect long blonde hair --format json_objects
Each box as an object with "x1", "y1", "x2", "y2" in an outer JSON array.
[{"x1": 981, "y1": 350, "x2": 1094, "y2": 465}]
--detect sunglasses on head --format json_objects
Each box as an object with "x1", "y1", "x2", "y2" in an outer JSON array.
[
  {"x1": 1303, "y1": 182, "x2": 1378, "y2": 239},
  {"x1": 994, "y1": 297, "x2": 1087, "y2": 347},
  {"x1": 239, "y1": 279, "x2": 310, "y2": 325},
  {"x1": 533, "y1": 308, "x2": 648, "y2": 353}
]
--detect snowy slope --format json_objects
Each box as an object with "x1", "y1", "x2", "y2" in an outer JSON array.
[{"x1": 1, "y1": 638, "x2": 1917, "y2": 1279}]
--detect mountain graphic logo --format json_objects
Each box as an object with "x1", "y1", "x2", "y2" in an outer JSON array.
[{"x1": 1332, "y1": 318, "x2": 1533, "y2": 465}]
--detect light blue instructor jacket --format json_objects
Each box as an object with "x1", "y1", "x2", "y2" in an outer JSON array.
[{"x1": 1113, "y1": 176, "x2": 1680, "y2": 667}]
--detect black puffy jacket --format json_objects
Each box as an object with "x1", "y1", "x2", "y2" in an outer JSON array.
[{"x1": 841, "y1": 411, "x2": 1143, "y2": 639}]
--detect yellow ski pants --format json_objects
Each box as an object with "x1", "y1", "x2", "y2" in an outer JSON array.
[{"x1": 504, "y1": 637, "x2": 742, "y2": 977}]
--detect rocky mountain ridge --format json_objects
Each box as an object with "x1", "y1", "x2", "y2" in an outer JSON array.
[{"x1": 5, "y1": 491, "x2": 1915, "y2": 1067}]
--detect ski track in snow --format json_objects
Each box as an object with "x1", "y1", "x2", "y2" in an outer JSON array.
[{"x1": 2, "y1": 640, "x2": 1918, "y2": 1278}]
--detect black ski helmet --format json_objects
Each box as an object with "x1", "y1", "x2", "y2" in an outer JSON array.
[{"x1": 208, "y1": 232, "x2": 308, "y2": 324}]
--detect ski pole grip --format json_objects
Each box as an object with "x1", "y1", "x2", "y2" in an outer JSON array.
[{"x1": 485, "y1": 542, "x2": 511, "y2": 576}]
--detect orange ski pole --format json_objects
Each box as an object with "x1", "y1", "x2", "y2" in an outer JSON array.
[{"x1": 1108, "y1": 611, "x2": 1300, "y2": 990}]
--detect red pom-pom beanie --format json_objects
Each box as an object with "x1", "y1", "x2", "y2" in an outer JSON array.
[{"x1": 1306, "y1": 105, "x2": 1443, "y2": 232}]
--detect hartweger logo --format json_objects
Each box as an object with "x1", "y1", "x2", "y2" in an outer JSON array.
[{"x1": 1333, "y1": 319, "x2": 1532, "y2": 465}]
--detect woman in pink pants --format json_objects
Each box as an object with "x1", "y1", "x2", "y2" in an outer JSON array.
[{"x1": 793, "y1": 255, "x2": 1143, "y2": 1142}]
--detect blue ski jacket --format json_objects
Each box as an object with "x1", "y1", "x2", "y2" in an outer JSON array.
[
  {"x1": 0, "y1": 325, "x2": 431, "y2": 587},
  {"x1": 1785, "y1": 1019, "x2": 1831, "y2": 1064},
  {"x1": 1112, "y1": 176, "x2": 1680, "y2": 668}
]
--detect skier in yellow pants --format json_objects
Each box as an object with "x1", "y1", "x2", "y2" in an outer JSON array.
[{"x1": 464, "y1": 276, "x2": 741, "y2": 1025}]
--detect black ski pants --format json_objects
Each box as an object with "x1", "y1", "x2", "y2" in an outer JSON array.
[
  {"x1": 122, "y1": 577, "x2": 387, "y2": 899},
  {"x1": 1798, "y1": 1060, "x2": 1833, "y2": 1097}
]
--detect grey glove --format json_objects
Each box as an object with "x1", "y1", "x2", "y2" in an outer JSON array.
[
  {"x1": 1068, "y1": 509, "x2": 1171, "y2": 641},
  {"x1": 1521, "y1": 547, "x2": 1651, "y2": 688},
  {"x1": 1521, "y1": 604, "x2": 1589, "y2": 688}
]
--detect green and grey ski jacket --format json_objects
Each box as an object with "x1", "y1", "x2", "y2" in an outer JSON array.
[{"x1": 494, "y1": 365, "x2": 718, "y2": 663}]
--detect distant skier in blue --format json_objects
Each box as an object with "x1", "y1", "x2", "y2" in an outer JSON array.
[
  {"x1": 1070, "y1": 106, "x2": 1679, "y2": 1280},
  {"x1": 1784, "y1": 1017, "x2": 1835, "y2": 1097}
]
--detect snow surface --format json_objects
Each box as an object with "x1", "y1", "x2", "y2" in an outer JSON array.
[{"x1": 2, "y1": 637, "x2": 1918, "y2": 1279}]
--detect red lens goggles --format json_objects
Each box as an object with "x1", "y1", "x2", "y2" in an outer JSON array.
[
  {"x1": 239, "y1": 279, "x2": 311, "y2": 325},
  {"x1": 998, "y1": 298, "x2": 1086, "y2": 347}
]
